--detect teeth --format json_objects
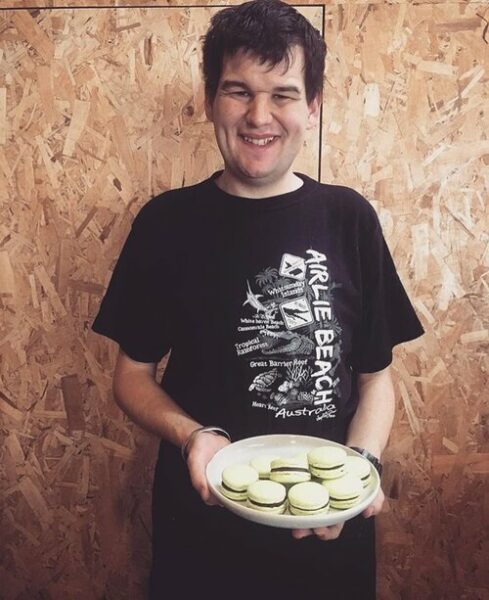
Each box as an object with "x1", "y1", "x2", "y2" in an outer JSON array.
[{"x1": 243, "y1": 136, "x2": 275, "y2": 146}]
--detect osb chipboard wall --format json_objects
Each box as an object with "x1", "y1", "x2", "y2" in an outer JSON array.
[
  {"x1": 0, "y1": 5, "x2": 320, "y2": 599},
  {"x1": 319, "y1": 4, "x2": 489, "y2": 599},
  {"x1": 0, "y1": 2, "x2": 488, "y2": 600}
]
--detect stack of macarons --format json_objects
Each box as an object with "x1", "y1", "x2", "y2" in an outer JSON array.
[
  {"x1": 306, "y1": 446, "x2": 371, "y2": 511},
  {"x1": 220, "y1": 445, "x2": 373, "y2": 515},
  {"x1": 221, "y1": 463, "x2": 287, "y2": 513}
]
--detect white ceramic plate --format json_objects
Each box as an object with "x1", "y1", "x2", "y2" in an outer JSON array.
[{"x1": 206, "y1": 434, "x2": 380, "y2": 529}]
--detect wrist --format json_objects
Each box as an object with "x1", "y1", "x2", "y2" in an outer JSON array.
[{"x1": 181, "y1": 425, "x2": 231, "y2": 461}]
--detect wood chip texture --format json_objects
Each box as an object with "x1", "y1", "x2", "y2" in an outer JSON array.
[{"x1": 0, "y1": 3, "x2": 488, "y2": 600}]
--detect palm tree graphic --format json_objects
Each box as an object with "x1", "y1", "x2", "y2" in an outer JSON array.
[{"x1": 255, "y1": 267, "x2": 279, "y2": 289}]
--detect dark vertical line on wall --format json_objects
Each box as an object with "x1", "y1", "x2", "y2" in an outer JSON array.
[{"x1": 318, "y1": 3, "x2": 325, "y2": 184}]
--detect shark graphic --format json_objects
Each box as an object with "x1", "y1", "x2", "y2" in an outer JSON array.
[{"x1": 243, "y1": 280, "x2": 267, "y2": 312}]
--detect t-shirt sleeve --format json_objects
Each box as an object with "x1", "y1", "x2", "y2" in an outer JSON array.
[
  {"x1": 92, "y1": 204, "x2": 173, "y2": 363},
  {"x1": 350, "y1": 205, "x2": 424, "y2": 373}
]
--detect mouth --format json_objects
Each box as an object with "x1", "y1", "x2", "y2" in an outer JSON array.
[{"x1": 240, "y1": 135, "x2": 278, "y2": 147}]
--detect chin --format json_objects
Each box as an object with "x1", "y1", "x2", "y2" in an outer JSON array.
[
  {"x1": 239, "y1": 166, "x2": 280, "y2": 181},
  {"x1": 242, "y1": 174, "x2": 277, "y2": 187}
]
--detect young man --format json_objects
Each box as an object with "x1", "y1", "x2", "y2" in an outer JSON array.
[{"x1": 93, "y1": 1, "x2": 423, "y2": 597}]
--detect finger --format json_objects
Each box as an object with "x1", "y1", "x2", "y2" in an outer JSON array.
[
  {"x1": 363, "y1": 488, "x2": 385, "y2": 518},
  {"x1": 194, "y1": 479, "x2": 221, "y2": 506},
  {"x1": 188, "y1": 465, "x2": 212, "y2": 504},
  {"x1": 196, "y1": 480, "x2": 212, "y2": 504},
  {"x1": 363, "y1": 503, "x2": 381, "y2": 518},
  {"x1": 187, "y1": 436, "x2": 232, "y2": 506},
  {"x1": 291, "y1": 528, "x2": 313, "y2": 539},
  {"x1": 313, "y1": 523, "x2": 344, "y2": 541},
  {"x1": 206, "y1": 490, "x2": 224, "y2": 507},
  {"x1": 314, "y1": 529, "x2": 339, "y2": 541}
]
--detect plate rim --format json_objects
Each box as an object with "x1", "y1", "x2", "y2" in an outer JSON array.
[{"x1": 206, "y1": 434, "x2": 380, "y2": 529}]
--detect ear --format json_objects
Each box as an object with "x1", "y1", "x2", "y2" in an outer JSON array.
[
  {"x1": 204, "y1": 93, "x2": 214, "y2": 122},
  {"x1": 306, "y1": 93, "x2": 321, "y2": 129}
]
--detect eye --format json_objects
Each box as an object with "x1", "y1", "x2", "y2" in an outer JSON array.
[{"x1": 226, "y1": 90, "x2": 250, "y2": 98}]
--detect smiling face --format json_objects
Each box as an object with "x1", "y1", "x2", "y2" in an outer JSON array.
[{"x1": 205, "y1": 46, "x2": 320, "y2": 198}]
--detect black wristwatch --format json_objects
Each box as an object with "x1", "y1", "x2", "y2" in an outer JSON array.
[{"x1": 350, "y1": 446, "x2": 383, "y2": 477}]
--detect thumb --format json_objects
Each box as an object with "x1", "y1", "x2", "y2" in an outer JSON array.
[
  {"x1": 189, "y1": 464, "x2": 211, "y2": 503},
  {"x1": 195, "y1": 478, "x2": 221, "y2": 506}
]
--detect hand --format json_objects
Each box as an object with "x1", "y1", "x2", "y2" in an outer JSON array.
[
  {"x1": 291, "y1": 487, "x2": 385, "y2": 541},
  {"x1": 292, "y1": 521, "x2": 345, "y2": 541},
  {"x1": 362, "y1": 487, "x2": 385, "y2": 518},
  {"x1": 186, "y1": 432, "x2": 230, "y2": 506}
]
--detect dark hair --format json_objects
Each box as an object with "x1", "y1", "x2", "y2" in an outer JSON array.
[{"x1": 202, "y1": 0, "x2": 326, "y2": 104}]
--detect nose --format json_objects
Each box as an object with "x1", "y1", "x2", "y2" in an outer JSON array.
[{"x1": 245, "y1": 95, "x2": 273, "y2": 128}]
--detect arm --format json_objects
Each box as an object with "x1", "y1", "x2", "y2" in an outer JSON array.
[
  {"x1": 293, "y1": 365, "x2": 395, "y2": 541},
  {"x1": 346, "y1": 365, "x2": 395, "y2": 519},
  {"x1": 346, "y1": 365, "x2": 395, "y2": 459},
  {"x1": 113, "y1": 349, "x2": 229, "y2": 504}
]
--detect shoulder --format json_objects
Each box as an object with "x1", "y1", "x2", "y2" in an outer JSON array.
[
  {"x1": 134, "y1": 178, "x2": 210, "y2": 228},
  {"x1": 304, "y1": 177, "x2": 380, "y2": 228},
  {"x1": 122, "y1": 178, "x2": 212, "y2": 257}
]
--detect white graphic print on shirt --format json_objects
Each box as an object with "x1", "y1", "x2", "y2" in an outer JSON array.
[{"x1": 235, "y1": 249, "x2": 342, "y2": 422}]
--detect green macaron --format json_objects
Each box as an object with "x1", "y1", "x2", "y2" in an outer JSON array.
[
  {"x1": 270, "y1": 455, "x2": 311, "y2": 485},
  {"x1": 345, "y1": 455, "x2": 372, "y2": 488},
  {"x1": 307, "y1": 446, "x2": 347, "y2": 480},
  {"x1": 250, "y1": 455, "x2": 280, "y2": 479},
  {"x1": 322, "y1": 474, "x2": 363, "y2": 510},
  {"x1": 287, "y1": 481, "x2": 330, "y2": 516},
  {"x1": 221, "y1": 464, "x2": 259, "y2": 501},
  {"x1": 247, "y1": 480, "x2": 287, "y2": 513}
]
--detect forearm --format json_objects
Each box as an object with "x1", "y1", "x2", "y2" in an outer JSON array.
[
  {"x1": 113, "y1": 352, "x2": 200, "y2": 448},
  {"x1": 346, "y1": 366, "x2": 395, "y2": 458},
  {"x1": 112, "y1": 349, "x2": 229, "y2": 505}
]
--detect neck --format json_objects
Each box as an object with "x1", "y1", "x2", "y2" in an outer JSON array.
[{"x1": 215, "y1": 171, "x2": 303, "y2": 198}]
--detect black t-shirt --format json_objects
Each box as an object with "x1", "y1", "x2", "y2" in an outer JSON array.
[{"x1": 93, "y1": 172, "x2": 423, "y2": 444}]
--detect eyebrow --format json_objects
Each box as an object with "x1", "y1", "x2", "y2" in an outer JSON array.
[{"x1": 220, "y1": 80, "x2": 302, "y2": 95}]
